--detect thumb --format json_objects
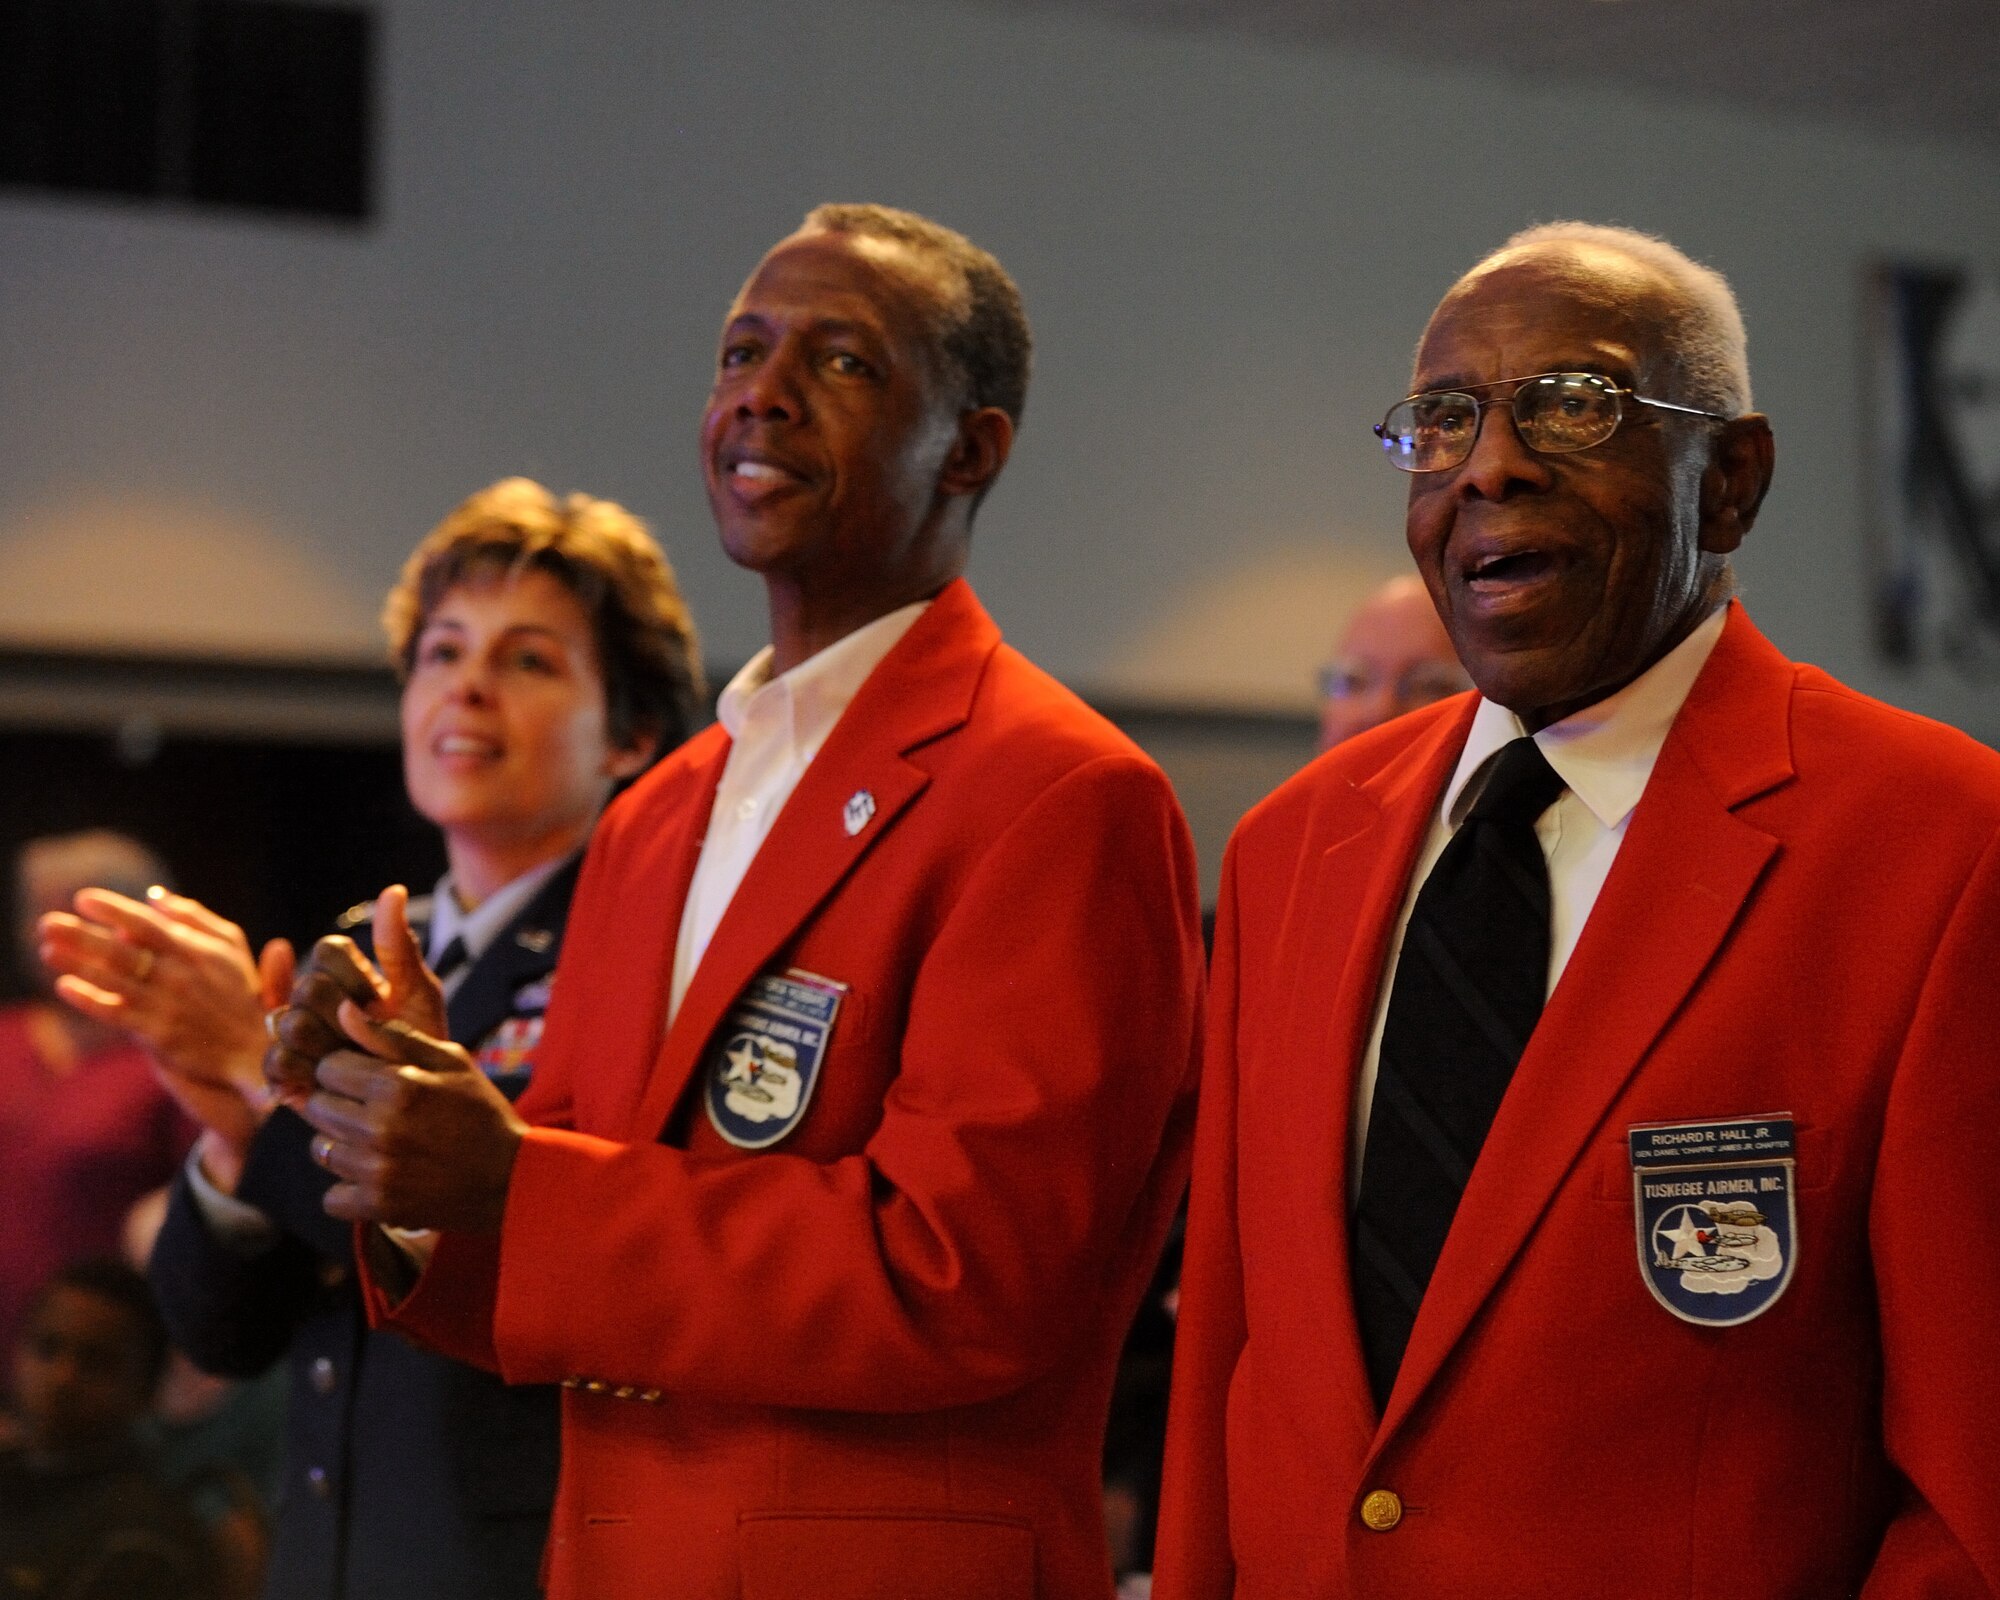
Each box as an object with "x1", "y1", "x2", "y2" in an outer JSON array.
[
  {"x1": 258, "y1": 939, "x2": 296, "y2": 1012},
  {"x1": 370, "y1": 885, "x2": 445, "y2": 1036},
  {"x1": 369, "y1": 885, "x2": 428, "y2": 1001},
  {"x1": 337, "y1": 1005, "x2": 474, "y2": 1076}
]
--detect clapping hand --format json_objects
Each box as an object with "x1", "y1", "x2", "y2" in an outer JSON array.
[
  {"x1": 291, "y1": 886, "x2": 526, "y2": 1236},
  {"x1": 38, "y1": 888, "x2": 295, "y2": 1187}
]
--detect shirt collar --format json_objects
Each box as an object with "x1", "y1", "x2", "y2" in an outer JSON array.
[
  {"x1": 1441, "y1": 604, "x2": 1729, "y2": 831},
  {"x1": 427, "y1": 851, "x2": 571, "y2": 969},
  {"x1": 716, "y1": 599, "x2": 931, "y2": 759}
]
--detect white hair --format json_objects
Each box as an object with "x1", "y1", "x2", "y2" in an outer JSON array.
[{"x1": 1466, "y1": 221, "x2": 1752, "y2": 415}]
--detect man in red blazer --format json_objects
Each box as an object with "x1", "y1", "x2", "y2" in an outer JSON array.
[
  {"x1": 294, "y1": 206, "x2": 1204, "y2": 1599},
  {"x1": 1157, "y1": 223, "x2": 2000, "y2": 1597}
]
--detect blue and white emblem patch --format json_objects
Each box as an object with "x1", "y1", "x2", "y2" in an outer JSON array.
[
  {"x1": 1631, "y1": 1116, "x2": 1797, "y2": 1327},
  {"x1": 703, "y1": 969, "x2": 847, "y2": 1150}
]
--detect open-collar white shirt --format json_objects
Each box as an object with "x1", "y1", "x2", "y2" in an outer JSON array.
[
  {"x1": 1347, "y1": 604, "x2": 1729, "y2": 1201},
  {"x1": 667, "y1": 600, "x2": 931, "y2": 1028}
]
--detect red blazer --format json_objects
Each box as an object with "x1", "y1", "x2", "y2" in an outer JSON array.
[
  {"x1": 1157, "y1": 603, "x2": 2000, "y2": 1599},
  {"x1": 368, "y1": 581, "x2": 1204, "y2": 1600}
]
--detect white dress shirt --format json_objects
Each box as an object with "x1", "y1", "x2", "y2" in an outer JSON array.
[
  {"x1": 421, "y1": 853, "x2": 570, "y2": 1000},
  {"x1": 1347, "y1": 604, "x2": 1728, "y2": 1201},
  {"x1": 667, "y1": 600, "x2": 931, "y2": 1028}
]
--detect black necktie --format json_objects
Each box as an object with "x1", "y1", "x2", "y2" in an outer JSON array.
[
  {"x1": 431, "y1": 936, "x2": 469, "y2": 983},
  {"x1": 1351, "y1": 735, "x2": 1567, "y2": 1411}
]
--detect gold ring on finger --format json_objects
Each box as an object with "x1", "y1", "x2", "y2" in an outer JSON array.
[{"x1": 312, "y1": 1135, "x2": 335, "y2": 1168}]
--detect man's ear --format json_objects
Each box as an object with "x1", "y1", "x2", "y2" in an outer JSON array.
[
  {"x1": 1699, "y1": 413, "x2": 1775, "y2": 555},
  {"x1": 938, "y1": 407, "x2": 1015, "y2": 502},
  {"x1": 604, "y1": 725, "x2": 659, "y2": 782}
]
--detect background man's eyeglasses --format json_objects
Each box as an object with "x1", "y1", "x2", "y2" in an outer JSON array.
[
  {"x1": 1317, "y1": 659, "x2": 1470, "y2": 706},
  {"x1": 1374, "y1": 371, "x2": 1728, "y2": 473}
]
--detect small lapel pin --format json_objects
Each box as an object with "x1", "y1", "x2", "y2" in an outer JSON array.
[
  {"x1": 842, "y1": 789, "x2": 877, "y2": 837},
  {"x1": 515, "y1": 927, "x2": 555, "y2": 954}
]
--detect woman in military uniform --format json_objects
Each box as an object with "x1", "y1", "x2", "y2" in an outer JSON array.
[{"x1": 37, "y1": 479, "x2": 701, "y2": 1600}]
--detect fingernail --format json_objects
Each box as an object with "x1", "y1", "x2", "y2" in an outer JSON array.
[{"x1": 146, "y1": 885, "x2": 168, "y2": 901}]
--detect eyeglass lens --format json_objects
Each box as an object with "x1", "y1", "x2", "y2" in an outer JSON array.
[
  {"x1": 1378, "y1": 373, "x2": 1623, "y2": 471},
  {"x1": 1318, "y1": 660, "x2": 1470, "y2": 704}
]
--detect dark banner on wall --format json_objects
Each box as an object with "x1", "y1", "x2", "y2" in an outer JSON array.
[{"x1": 1868, "y1": 263, "x2": 2000, "y2": 684}]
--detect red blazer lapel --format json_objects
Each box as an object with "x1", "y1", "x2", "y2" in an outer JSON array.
[
  {"x1": 628, "y1": 581, "x2": 999, "y2": 1142},
  {"x1": 1274, "y1": 702, "x2": 1474, "y2": 1440},
  {"x1": 1375, "y1": 603, "x2": 1797, "y2": 1445}
]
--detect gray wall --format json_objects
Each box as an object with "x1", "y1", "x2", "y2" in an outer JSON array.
[{"x1": 3, "y1": 0, "x2": 1998, "y2": 887}]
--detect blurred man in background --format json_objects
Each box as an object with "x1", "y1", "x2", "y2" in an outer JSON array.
[
  {"x1": 1316, "y1": 575, "x2": 1468, "y2": 751},
  {"x1": 0, "y1": 833, "x2": 190, "y2": 1360}
]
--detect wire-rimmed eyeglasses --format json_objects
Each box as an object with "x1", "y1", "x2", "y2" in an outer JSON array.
[{"x1": 1374, "y1": 371, "x2": 1729, "y2": 473}]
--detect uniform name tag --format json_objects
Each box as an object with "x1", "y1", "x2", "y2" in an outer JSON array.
[
  {"x1": 1630, "y1": 1115, "x2": 1797, "y2": 1327},
  {"x1": 703, "y1": 969, "x2": 847, "y2": 1150}
]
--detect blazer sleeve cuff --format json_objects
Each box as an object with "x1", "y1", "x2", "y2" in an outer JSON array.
[
  {"x1": 489, "y1": 1125, "x2": 646, "y2": 1387},
  {"x1": 358, "y1": 1220, "x2": 504, "y2": 1375}
]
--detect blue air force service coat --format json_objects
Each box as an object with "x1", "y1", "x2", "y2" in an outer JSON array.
[{"x1": 148, "y1": 861, "x2": 578, "y2": 1600}]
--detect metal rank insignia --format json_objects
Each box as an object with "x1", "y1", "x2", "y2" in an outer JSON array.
[
  {"x1": 1630, "y1": 1115, "x2": 1798, "y2": 1327},
  {"x1": 703, "y1": 969, "x2": 847, "y2": 1150}
]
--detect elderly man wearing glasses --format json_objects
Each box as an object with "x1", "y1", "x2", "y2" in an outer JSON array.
[{"x1": 1157, "y1": 222, "x2": 2000, "y2": 1597}]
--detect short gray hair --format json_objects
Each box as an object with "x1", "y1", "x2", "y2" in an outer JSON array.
[{"x1": 1467, "y1": 221, "x2": 1752, "y2": 415}]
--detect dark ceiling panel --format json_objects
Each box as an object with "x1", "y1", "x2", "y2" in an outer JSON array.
[{"x1": 986, "y1": 0, "x2": 2000, "y2": 148}]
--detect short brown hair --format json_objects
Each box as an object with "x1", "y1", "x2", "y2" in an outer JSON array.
[{"x1": 383, "y1": 478, "x2": 704, "y2": 759}]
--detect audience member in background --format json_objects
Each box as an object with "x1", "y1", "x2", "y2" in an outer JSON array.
[
  {"x1": 0, "y1": 833, "x2": 192, "y2": 1361},
  {"x1": 38, "y1": 479, "x2": 703, "y2": 1600},
  {"x1": 0, "y1": 1258, "x2": 218, "y2": 1600},
  {"x1": 122, "y1": 1189, "x2": 284, "y2": 1600},
  {"x1": 1316, "y1": 574, "x2": 1469, "y2": 751}
]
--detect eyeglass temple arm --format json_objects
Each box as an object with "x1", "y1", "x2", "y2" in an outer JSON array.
[{"x1": 1633, "y1": 394, "x2": 1731, "y2": 422}]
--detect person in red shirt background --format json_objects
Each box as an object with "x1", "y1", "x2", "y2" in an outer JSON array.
[{"x1": 0, "y1": 832, "x2": 191, "y2": 1366}]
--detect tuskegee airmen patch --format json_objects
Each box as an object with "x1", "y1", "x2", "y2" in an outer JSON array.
[
  {"x1": 704, "y1": 969, "x2": 847, "y2": 1150},
  {"x1": 1630, "y1": 1115, "x2": 1797, "y2": 1327}
]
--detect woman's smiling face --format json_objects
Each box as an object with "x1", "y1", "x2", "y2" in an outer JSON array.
[{"x1": 400, "y1": 567, "x2": 647, "y2": 880}]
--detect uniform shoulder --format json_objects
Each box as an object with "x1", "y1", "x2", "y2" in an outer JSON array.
[
  {"x1": 334, "y1": 893, "x2": 435, "y2": 933},
  {"x1": 959, "y1": 643, "x2": 1161, "y2": 782},
  {"x1": 1788, "y1": 666, "x2": 2000, "y2": 817}
]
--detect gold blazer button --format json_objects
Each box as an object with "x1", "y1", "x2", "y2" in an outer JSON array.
[{"x1": 1359, "y1": 1489, "x2": 1403, "y2": 1532}]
